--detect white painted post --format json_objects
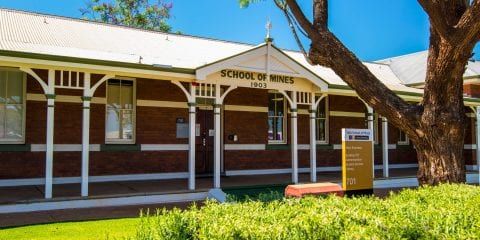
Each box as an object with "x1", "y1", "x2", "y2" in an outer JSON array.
[
  {"x1": 188, "y1": 85, "x2": 196, "y2": 190},
  {"x1": 309, "y1": 94, "x2": 317, "y2": 182},
  {"x1": 476, "y1": 106, "x2": 480, "y2": 184},
  {"x1": 381, "y1": 117, "x2": 389, "y2": 178},
  {"x1": 213, "y1": 84, "x2": 221, "y2": 189},
  {"x1": 366, "y1": 106, "x2": 374, "y2": 178},
  {"x1": 81, "y1": 73, "x2": 91, "y2": 197},
  {"x1": 45, "y1": 69, "x2": 55, "y2": 199},
  {"x1": 291, "y1": 92, "x2": 298, "y2": 184}
]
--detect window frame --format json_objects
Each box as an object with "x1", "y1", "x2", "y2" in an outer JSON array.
[
  {"x1": 397, "y1": 129, "x2": 409, "y2": 145},
  {"x1": 267, "y1": 91, "x2": 287, "y2": 144},
  {"x1": 0, "y1": 69, "x2": 26, "y2": 144},
  {"x1": 104, "y1": 77, "x2": 136, "y2": 144},
  {"x1": 315, "y1": 96, "x2": 329, "y2": 145}
]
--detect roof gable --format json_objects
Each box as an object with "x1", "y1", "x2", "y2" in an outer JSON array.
[{"x1": 195, "y1": 42, "x2": 329, "y2": 91}]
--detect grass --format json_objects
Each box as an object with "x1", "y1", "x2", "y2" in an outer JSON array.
[{"x1": 0, "y1": 218, "x2": 139, "y2": 240}]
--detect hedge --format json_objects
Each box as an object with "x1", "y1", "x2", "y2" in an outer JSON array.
[{"x1": 129, "y1": 184, "x2": 480, "y2": 240}]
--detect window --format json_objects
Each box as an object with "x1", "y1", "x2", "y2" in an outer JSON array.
[
  {"x1": 268, "y1": 92, "x2": 286, "y2": 143},
  {"x1": 106, "y1": 79, "x2": 135, "y2": 143},
  {"x1": 316, "y1": 97, "x2": 328, "y2": 144},
  {"x1": 0, "y1": 70, "x2": 25, "y2": 143},
  {"x1": 398, "y1": 129, "x2": 409, "y2": 145}
]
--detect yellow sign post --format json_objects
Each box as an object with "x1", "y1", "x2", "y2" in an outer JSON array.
[{"x1": 341, "y1": 128, "x2": 374, "y2": 193}]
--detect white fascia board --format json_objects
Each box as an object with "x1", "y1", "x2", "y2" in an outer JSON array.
[
  {"x1": 269, "y1": 50, "x2": 328, "y2": 91},
  {"x1": 196, "y1": 45, "x2": 267, "y2": 80},
  {"x1": 0, "y1": 55, "x2": 195, "y2": 80}
]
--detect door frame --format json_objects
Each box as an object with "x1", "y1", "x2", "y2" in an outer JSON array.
[{"x1": 196, "y1": 101, "x2": 225, "y2": 175}]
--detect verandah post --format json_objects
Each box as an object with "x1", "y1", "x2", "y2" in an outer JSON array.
[
  {"x1": 213, "y1": 84, "x2": 221, "y2": 189},
  {"x1": 45, "y1": 69, "x2": 55, "y2": 199},
  {"x1": 309, "y1": 93, "x2": 317, "y2": 182},
  {"x1": 81, "y1": 73, "x2": 91, "y2": 197},
  {"x1": 188, "y1": 84, "x2": 196, "y2": 190},
  {"x1": 366, "y1": 106, "x2": 374, "y2": 178},
  {"x1": 476, "y1": 106, "x2": 480, "y2": 184},
  {"x1": 382, "y1": 117, "x2": 389, "y2": 178},
  {"x1": 291, "y1": 91, "x2": 298, "y2": 184}
]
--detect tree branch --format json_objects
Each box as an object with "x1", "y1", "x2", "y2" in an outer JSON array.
[
  {"x1": 283, "y1": 0, "x2": 421, "y2": 139},
  {"x1": 455, "y1": 0, "x2": 480, "y2": 46},
  {"x1": 312, "y1": 0, "x2": 328, "y2": 30},
  {"x1": 417, "y1": 0, "x2": 456, "y2": 41},
  {"x1": 285, "y1": 0, "x2": 318, "y2": 39}
]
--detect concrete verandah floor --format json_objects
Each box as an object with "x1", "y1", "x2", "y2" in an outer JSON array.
[{"x1": 0, "y1": 168, "x2": 418, "y2": 205}]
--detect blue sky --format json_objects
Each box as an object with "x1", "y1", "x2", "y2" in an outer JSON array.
[{"x1": 0, "y1": 0, "x2": 478, "y2": 61}]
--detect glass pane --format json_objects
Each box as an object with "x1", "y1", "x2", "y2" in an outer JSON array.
[
  {"x1": 121, "y1": 84, "x2": 133, "y2": 109},
  {"x1": 0, "y1": 71, "x2": 6, "y2": 103},
  {"x1": 268, "y1": 117, "x2": 274, "y2": 140},
  {"x1": 275, "y1": 116, "x2": 284, "y2": 141},
  {"x1": 107, "y1": 82, "x2": 121, "y2": 109},
  {"x1": 121, "y1": 110, "x2": 133, "y2": 140},
  {"x1": 5, "y1": 104, "x2": 23, "y2": 139},
  {"x1": 317, "y1": 98, "x2": 326, "y2": 118},
  {"x1": 316, "y1": 119, "x2": 326, "y2": 141},
  {"x1": 106, "y1": 108, "x2": 120, "y2": 140},
  {"x1": 268, "y1": 93, "x2": 275, "y2": 116},
  {"x1": 0, "y1": 105, "x2": 5, "y2": 138},
  {"x1": 276, "y1": 98, "x2": 284, "y2": 116},
  {"x1": 7, "y1": 71, "x2": 23, "y2": 104}
]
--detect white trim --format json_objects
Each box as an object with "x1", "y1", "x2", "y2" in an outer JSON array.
[
  {"x1": 141, "y1": 144, "x2": 189, "y2": 151},
  {"x1": 225, "y1": 164, "x2": 418, "y2": 176},
  {"x1": 464, "y1": 144, "x2": 477, "y2": 150},
  {"x1": 0, "y1": 191, "x2": 207, "y2": 214},
  {"x1": 467, "y1": 165, "x2": 478, "y2": 171},
  {"x1": 332, "y1": 143, "x2": 396, "y2": 150},
  {"x1": 0, "y1": 172, "x2": 189, "y2": 187},
  {"x1": 466, "y1": 112, "x2": 475, "y2": 118},
  {"x1": 329, "y1": 111, "x2": 365, "y2": 118},
  {"x1": 29, "y1": 144, "x2": 191, "y2": 152},
  {"x1": 298, "y1": 144, "x2": 310, "y2": 150},
  {"x1": 31, "y1": 144, "x2": 101, "y2": 152},
  {"x1": 224, "y1": 144, "x2": 266, "y2": 150},
  {"x1": 374, "y1": 173, "x2": 480, "y2": 188}
]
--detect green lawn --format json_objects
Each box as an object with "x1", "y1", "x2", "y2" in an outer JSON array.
[{"x1": 0, "y1": 218, "x2": 139, "y2": 240}]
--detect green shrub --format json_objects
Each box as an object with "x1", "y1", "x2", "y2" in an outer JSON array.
[{"x1": 128, "y1": 184, "x2": 480, "y2": 240}]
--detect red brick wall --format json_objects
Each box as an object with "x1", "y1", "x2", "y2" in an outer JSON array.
[
  {"x1": 464, "y1": 84, "x2": 480, "y2": 98},
  {"x1": 3, "y1": 77, "x2": 478, "y2": 179}
]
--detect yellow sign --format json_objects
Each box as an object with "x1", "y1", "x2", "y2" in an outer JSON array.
[{"x1": 341, "y1": 129, "x2": 373, "y2": 191}]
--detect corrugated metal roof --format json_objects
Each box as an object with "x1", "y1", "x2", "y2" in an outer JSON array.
[
  {"x1": 0, "y1": 8, "x2": 423, "y2": 94},
  {"x1": 378, "y1": 50, "x2": 480, "y2": 85}
]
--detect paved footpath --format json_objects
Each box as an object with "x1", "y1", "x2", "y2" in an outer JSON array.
[{"x1": 0, "y1": 187, "x2": 408, "y2": 228}]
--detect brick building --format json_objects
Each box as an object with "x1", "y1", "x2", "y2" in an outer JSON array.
[{"x1": 0, "y1": 9, "x2": 479, "y2": 204}]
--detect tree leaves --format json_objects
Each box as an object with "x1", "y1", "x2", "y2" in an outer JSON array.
[{"x1": 80, "y1": 0, "x2": 173, "y2": 32}]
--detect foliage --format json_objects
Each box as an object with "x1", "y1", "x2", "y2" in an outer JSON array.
[
  {"x1": 130, "y1": 184, "x2": 480, "y2": 240},
  {"x1": 80, "y1": 0, "x2": 173, "y2": 32},
  {"x1": 0, "y1": 218, "x2": 139, "y2": 240}
]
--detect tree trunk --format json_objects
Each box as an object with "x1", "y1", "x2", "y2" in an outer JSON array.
[
  {"x1": 282, "y1": 0, "x2": 480, "y2": 185},
  {"x1": 415, "y1": 125, "x2": 466, "y2": 185}
]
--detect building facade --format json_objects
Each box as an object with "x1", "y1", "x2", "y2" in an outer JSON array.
[{"x1": 0, "y1": 9, "x2": 479, "y2": 201}]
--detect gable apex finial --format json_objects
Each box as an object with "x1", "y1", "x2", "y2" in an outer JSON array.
[{"x1": 265, "y1": 19, "x2": 273, "y2": 43}]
